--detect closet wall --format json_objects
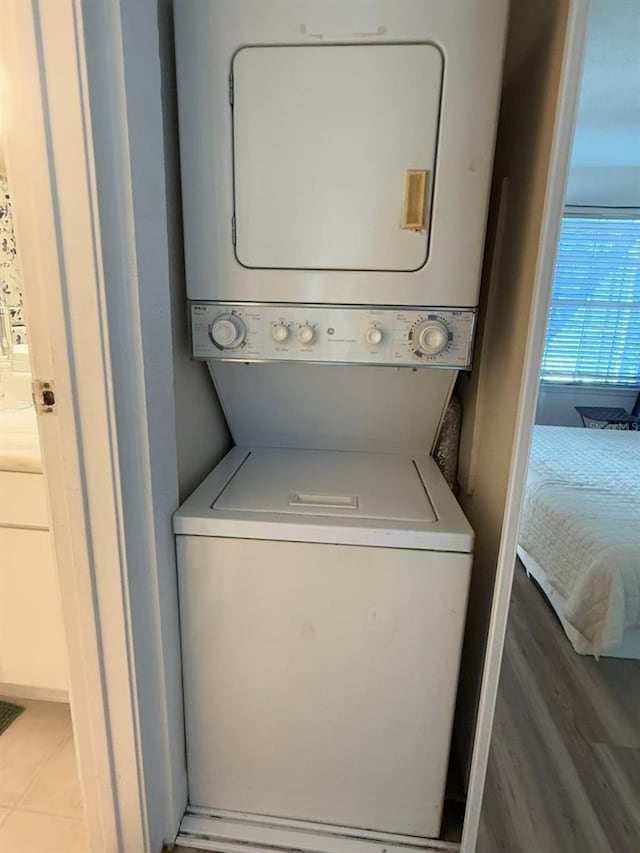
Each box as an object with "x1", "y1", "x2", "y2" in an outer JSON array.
[
  {"x1": 157, "y1": 0, "x2": 231, "y2": 502},
  {"x1": 454, "y1": 0, "x2": 580, "y2": 783}
]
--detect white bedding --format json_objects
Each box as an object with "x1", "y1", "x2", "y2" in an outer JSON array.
[{"x1": 519, "y1": 425, "x2": 640, "y2": 655}]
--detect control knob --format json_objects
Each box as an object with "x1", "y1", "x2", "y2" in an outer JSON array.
[
  {"x1": 297, "y1": 324, "x2": 316, "y2": 345},
  {"x1": 272, "y1": 323, "x2": 290, "y2": 343},
  {"x1": 209, "y1": 313, "x2": 246, "y2": 350},
  {"x1": 411, "y1": 318, "x2": 449, "y2": 357},
  {"x1": 365, "y1": 327, "x2": 383, "y2": 346}
]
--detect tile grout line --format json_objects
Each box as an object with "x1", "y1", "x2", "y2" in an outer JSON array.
[
  {"x1": 9, "y1": 805, "x2": 85, "y2": 821},
  {"x1": 14, "y1": 732, "x2": 80, "y2": 818},
  {"x1": 0, "y1": 711, "x2": 73, "y2": 812}
]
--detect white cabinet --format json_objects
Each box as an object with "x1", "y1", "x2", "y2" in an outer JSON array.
[
  {"x1": 0, "y1": 472, "x2": 68, "y2": 696},
  {"x1": 0, "y1": 469, "x2": 49, "y2": 527}
]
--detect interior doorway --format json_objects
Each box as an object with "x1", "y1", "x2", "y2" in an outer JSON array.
[{"x1": 479, "y1": 2, "x2": 640, "y2": 849}]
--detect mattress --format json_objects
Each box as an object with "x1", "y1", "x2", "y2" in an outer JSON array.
[{"x1": 519, "y1": 425, "x2": 640, "y2": 655}]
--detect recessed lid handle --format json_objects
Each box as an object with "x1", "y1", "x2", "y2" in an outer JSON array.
[{"x1": 288, "y1": 492, "x2": 359, "y2": 510}]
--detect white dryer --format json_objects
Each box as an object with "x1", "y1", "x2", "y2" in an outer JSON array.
[
  {"x1": 175, "y1": 0, "x2": 509, "y2": 308},
  {"x1": 174, "y1": 447, "x2": 473, "y2": 839}
]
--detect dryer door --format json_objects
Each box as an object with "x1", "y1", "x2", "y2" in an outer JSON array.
[{"x1": 232, "y1": 44, "x2": 443, "y2": 273}]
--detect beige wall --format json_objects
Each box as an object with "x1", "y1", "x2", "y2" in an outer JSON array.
[{"x1": 454, "y1": 0, "x2": 574, "y2": 778}]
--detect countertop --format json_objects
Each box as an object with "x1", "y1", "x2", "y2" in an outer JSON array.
[{"x1": 0, "y1": 403, "x2": 42, "y2": 474}]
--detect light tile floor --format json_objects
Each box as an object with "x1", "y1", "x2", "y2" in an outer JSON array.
[{"x1": 0, "y1": 697, "x2": 89, "y2": 852}]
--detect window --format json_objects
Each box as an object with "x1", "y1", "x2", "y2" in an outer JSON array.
[{"x1": 540, "y1": 212, "x2": 640, "y2": 385}]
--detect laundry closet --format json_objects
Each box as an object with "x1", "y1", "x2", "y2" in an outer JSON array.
[
  {"x1": 171, "y1": 0, "x2": 507, "y2": 847},
  {"x1": 0, "y1": 0, "x2": 586, "y2": 850}
]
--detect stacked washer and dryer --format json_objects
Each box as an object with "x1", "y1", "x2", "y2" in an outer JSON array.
[{"x1": 172, "y1": 1, "x2": 508, "y2": 848}]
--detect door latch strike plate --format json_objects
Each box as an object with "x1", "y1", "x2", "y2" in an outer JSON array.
[{"x1": 32, "y1": 379, "x2": 56, "y2": 414}]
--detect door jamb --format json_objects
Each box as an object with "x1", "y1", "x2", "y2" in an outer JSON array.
[
  {"x1": 1, "y1": 1, "x2": 186, "y2": 850},
  {"x1": 459, "y1": 1, "x2": 589, "y2": 848}
]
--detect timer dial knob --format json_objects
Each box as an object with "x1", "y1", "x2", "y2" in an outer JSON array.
[
  {"x1": 298, "y1": 324, "x2": 316, "y2": 345},
  {"x1": 411, "y1": 318, "x2": 449, "y2": 357},
  {"x1": 272, "y1": 323, "x2": 290, "y2": 343},
  {"x1": 365, "y1": 327, "x2": 383, "y2": 346},
  {"x1": 210, "y1": 314, "x2": 246, "y2": 350}
]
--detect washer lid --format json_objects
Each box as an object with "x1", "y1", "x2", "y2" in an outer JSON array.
[{"x1": 213, "y1": 449, "x2": 436, "y2": 524}]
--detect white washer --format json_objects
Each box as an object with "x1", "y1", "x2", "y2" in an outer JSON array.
[{"x1": 174, "y1": 446, "x2": 473, "y2": 839}]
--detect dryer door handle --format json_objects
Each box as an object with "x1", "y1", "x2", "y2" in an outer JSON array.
[{"x1": 401, "y1": 169, "x2": 429, "y2": 231}]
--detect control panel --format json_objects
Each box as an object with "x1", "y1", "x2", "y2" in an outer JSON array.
[{"x1": 190, "y1": 303, "x2": 475, "y2": 368}]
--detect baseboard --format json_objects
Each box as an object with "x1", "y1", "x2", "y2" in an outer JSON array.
[
  {"x1": 0, "y1": 682, "x2": 69, "y2": 703},
  {"x1": 175, "y1": 808, "x2": 460, "y2": 853}
]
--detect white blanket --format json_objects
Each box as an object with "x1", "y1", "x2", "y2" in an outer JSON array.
[{"x1": 519, "y1": 425, "x2": 640, "y2": 654}]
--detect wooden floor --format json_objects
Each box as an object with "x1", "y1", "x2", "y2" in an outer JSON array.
[
  {"x1": 477, "y1": 561, "x2": 640, "y2": 853},
  {"x1": 168, "y1": 561, "x2": 640, "y2": 853}
]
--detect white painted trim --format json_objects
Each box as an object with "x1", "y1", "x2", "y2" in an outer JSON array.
[
  {"x1": 1, "y1": 1, "x2": 184, "y2": 851},
  {"x1": 78, "y1": 0, "x2": 188, "y2": 845},
  {"x1": 459, "y1": 2, "x2": 590, "y2": 850},
  {"x1": 0, "y1": 684, "x2": 69, "y2": 704},
  {"x1": 564, "y1": 205, "x2": 640, "y2": 218},
  {"x1": 1, "y1": 4, "x2": 124, "y2": 849},
  {"x1": 539, "y1": 381, "x2": 640, "y2": 394}
]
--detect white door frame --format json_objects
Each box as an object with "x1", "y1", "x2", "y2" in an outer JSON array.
[
  {"x1": 0, "y1": 1, "x2": 588, "y2": 851},
  {"x1": 1, "y1": 1, "x2": 185, "y2": 850}
]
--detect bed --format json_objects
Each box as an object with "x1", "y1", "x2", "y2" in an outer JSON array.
[{"x1": 517, "y1": 425, "x2": 640, "y2": 659}]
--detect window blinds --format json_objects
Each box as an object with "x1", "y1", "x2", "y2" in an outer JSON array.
[{"x1": 540, "y1": 215, "x2": 640, "y2": 385}]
